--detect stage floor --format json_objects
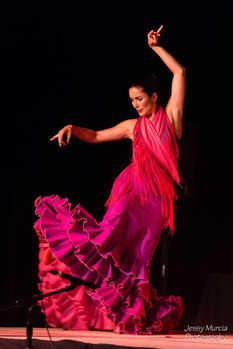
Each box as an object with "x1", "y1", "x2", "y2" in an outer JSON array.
[{"x1": 0, "y1": 328, "x2": 233, "y2": 348}]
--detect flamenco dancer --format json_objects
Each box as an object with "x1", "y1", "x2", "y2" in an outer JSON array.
[{"x1": 34, "y1": 25, "x2": 186, "y2": 334}]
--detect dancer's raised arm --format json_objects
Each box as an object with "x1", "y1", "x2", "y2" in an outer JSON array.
[
  {"x1": 50, "y1": 119, "x2": 137, "y2": 147},
  {"x1": 148, "y1": 25, "x2": 186, "y2": 139}
]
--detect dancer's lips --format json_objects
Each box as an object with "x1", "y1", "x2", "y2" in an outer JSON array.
[{"x1": 137, "y1": 109, "x2": 143, "y2": 113}]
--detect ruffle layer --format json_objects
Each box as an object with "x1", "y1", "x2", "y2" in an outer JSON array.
[
  {"x1": 36, "y1": 246, "x2": 112, "y2": 331},
  {"x1": 34, "y1": 194, "x2": 183, "y2": 334}
]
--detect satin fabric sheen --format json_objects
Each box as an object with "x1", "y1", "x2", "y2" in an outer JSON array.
[{"x1": 34, "y1": 106, "x2": 183, "y2": 334}]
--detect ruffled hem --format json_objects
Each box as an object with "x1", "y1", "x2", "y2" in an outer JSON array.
[
  {"x1": 36, "y1": 249, "x2": 113, "y2": 331},
  {"x1": 34, "y1": 194, "x2": 183, "y2": 334}
]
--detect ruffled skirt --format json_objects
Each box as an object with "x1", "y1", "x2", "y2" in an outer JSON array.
[{"x1": 34, "y1": 193, "x2": 183, "y2": 334}]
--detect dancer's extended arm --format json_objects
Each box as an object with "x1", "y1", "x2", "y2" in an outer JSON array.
[
  {"x1": 50, "y1": 119, "x2": 137, "y2": 147},
  {"x1": 148, "y1": 25, "x2": 186, "y2": 139}
]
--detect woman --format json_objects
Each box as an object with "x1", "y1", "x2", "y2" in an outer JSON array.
[{"x1": 34, "y1": 25, "x2": 186, "y2": 334}]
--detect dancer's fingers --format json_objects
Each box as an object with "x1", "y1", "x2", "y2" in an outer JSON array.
[
  {"x1": 50, "y1": 132, "x2": 67, "y2": 146},
  {"x1": 152, "y1": 33, "x2": 161, "y2": 38},
  {"x1": 50, "y1": 134, "x2": 58, "y2": 141},
  {"x1": 156, "y1": 24, "x2": 164, "y2": 33},
  {"x1": 58, "y1": 137, "x2": 66, "y2": 147},
  {"x1": 67, "y1": 132, "x2": 71, "y2": 144}
]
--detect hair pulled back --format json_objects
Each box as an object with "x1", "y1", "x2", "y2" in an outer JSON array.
[{"x1": 129, "y1": 73, "x2": 160, "y2": 98}]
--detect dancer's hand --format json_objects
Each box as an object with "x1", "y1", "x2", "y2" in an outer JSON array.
[
  {"x1": 147, "y1": 25, "x2": 163, "y2": 47},
  {"x1": 50, "y1": 125, "x2": 72, "y2": 147}
]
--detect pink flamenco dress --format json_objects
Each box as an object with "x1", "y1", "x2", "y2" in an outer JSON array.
[{"x1": 34, "y1": 105, "x2": 184, "y2": 334}]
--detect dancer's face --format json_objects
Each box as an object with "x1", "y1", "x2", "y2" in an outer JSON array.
[{"x1": 129, "y1": 86, "x2": 157, "y2": 118}]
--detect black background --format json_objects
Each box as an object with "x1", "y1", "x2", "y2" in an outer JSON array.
[{"x1": 1, "y1": 0, "x2": 232, "y2": 330}]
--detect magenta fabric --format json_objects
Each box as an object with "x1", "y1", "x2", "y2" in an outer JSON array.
[
  {"x1": 34, "y1": 107, "x2": 183, "y2": 334},
  {"x1": 106, "y1": 106, "x2": 180, "y2": 233}
]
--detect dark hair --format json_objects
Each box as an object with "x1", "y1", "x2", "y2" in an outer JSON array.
[{"x1": 129, "y1": 73, "x2": 160, "y2": 97}]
